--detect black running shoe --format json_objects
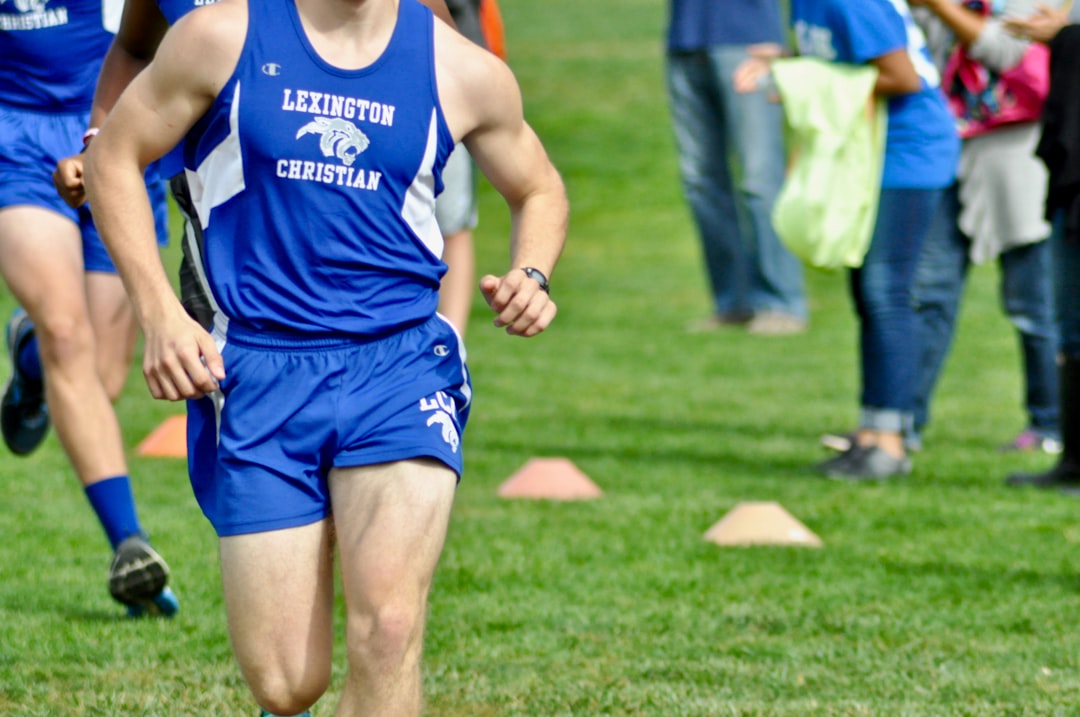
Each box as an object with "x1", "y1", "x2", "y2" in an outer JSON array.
[
  {"x1": 1, "y1": 309, "x2": 49, "y2": 455},
  {"x1": 108, "y1": 535, "x2": 171, "y2": 607},
  {"x1": 818, "y1": 445, "x2": 912, "y2": 482}
]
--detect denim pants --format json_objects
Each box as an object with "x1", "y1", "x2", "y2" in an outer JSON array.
[
  {"x1": 666, "y1": 46, "x2": 806, "y2": 319},
  {"x1": 1052, "y1": 209, "x2": 1080, "y2": 359},
  {"x1": 913, "y1": 184, "x2": 1059, "y2": 437},
  {"x1": 851, "y1": 188, "x2": 943, "y2": 433}
]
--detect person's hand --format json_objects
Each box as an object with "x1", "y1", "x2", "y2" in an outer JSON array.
[
  {"x1": 1004, "y1": 3, "x2": 1070, "y2": 44},
  {"x1": 732, "y1": 44, "x2": 782, "y2": 95},
  {"x1": 53, "y1": 152, "x2": 88, "y2": 208},
  {"x1": 732, "y1": 57, "x2": 772, "y2": 94},
  {"x1": 746, "y1": 42, "x2": 783, "y2": 59},
  {"x1": 140, "y1": 306, "x2": 225, "y2": 400},
  {"x1": 479, "y1": 268, "x2": 557, "y2": 337}
]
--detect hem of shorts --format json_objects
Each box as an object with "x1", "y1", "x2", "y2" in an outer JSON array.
[
  {"x1": 213, "y1": 507, "x2": 331, "y2": 538},
  {"x1": 334, "y1": 449, "x2": 463, "y2": 481},
  {"x1": 83, "y1": 265, "x2": 121, "y2": 276}
]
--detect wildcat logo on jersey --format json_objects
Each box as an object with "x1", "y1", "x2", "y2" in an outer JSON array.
[
  {"x1": 279, "y1": 116, "x2": 382, "y2": 190},
  {"x1": 420, "y1": 392, "x2": 460, "y2": 453},
  {"x1": 3, "y1": 0, "x2": 48, "y2": 12},
  {"x1": 277, "y1": 87, "x2": 396, "y2": 191},
  {"x1": 296, "y1": 117, "x2": 370, "y2": 167},
  {"x1": 0, "y1": 0, "x2": 68, "y2": 30}
]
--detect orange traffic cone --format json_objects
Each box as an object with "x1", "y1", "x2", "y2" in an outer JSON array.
[
  {"x1": 497, "y1": 457, "x2": 602, "y2": 500},
  {"x1": 135, "y1": 415, "x2": 187, "y2": 458},
  {"x1": 704, "y1": 501, "x2": 822, "y2": 547}
]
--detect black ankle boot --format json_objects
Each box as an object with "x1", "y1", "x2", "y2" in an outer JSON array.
[
  {"x1": 1007, "y1": 356, "x2": 1080, "y2": 490},
  {"x1": 1006, "y1": 460, "x2": 1080, "y2": 488}
]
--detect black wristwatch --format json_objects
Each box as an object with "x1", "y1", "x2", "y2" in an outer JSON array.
[{"x1": 521, "y1": 267, "x2": 550, "y2": 294}]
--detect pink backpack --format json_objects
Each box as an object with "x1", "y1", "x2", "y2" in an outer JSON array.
[{"x1": 942, "y1": 6, "x2": 1050, "y2": 138}]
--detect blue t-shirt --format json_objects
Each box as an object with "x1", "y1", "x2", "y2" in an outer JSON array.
[
  {"x1": 791, "y1": 0, "x2": 958, "y2": 189},
  {"x1": 667, "y1": 0, "x2": 784, "y2": 50}
]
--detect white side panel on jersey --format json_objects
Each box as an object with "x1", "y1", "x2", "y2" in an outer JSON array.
[
  {"x1": 186, "y1": 82, "x2": 247, "y2": 230},
  {"x1": 102, "y1": 0, "x2": 123, "y2": 33},
  {"x1": 401, "y1": 109, "x2": 444, "y2": 259}
]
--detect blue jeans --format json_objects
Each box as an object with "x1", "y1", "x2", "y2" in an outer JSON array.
[
  {"x1": 666, "y1": 46, "x2": 805, "y2": 319},
  {"x1": 913, "y1": 184, "x2": 1059, "y2": 437},
  {"x1": 1052, "y1": 210, "x2": 1080, "y2": 358},
  {"x1": 852, "y1": 188, "x2": 943, "y2": 433}
]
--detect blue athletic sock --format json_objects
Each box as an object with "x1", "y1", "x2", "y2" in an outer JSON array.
[
  {"x1": 16, "y1": 334, "x2": 42, "y2": 384},
  {"x1": 84, "y1": 476, "x2": 144, "y2": 550}
]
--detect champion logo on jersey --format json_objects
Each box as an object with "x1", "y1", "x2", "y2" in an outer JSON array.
[{"x1": 261, "y1": 62, "x2": 282, "y2": 77}]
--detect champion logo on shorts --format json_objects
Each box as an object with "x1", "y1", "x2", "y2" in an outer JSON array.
[{"x1": 420, "y1": 391, "x2": 459, "y2": 453}]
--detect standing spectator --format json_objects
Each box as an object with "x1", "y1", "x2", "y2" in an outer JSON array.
[
  {"x1": 0, "y1": 0, "x2": 178, "y2": 616},
  {"x1": 84, "y1": 1, "x2": 567, "y2": 716},
  {"x1": 909, "y1": 0, "x2": 1062, "y2": 456},
  {"x1": 741, "y1": 0, "x2": 960, "y2": 478},
  {"x1": 1006, "y1": 4, "x2": 1080, "y2": 491},
  {"x1": 666, "y1": 0, "x2": 808, "y2": 336},
  {"x1": 1005, "y1": 3, "x2": 1079, "y2": 44}
]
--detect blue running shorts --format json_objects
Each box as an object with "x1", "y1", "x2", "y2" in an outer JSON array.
[
  {"x1": 0, "y1": 106, "x2": 169, "y2": 273},
  {"x1": 187, "y1": 315, "x2": 472, "y2": 537}
]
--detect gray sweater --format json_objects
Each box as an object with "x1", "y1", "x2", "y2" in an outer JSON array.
[{"x1": 914, "y1": 0, "x2": 1062, "y2": 262}]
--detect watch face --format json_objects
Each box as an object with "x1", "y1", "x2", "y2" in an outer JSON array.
[{"x1": 522, "y1": 267, "x2": 549, "y2": 292}]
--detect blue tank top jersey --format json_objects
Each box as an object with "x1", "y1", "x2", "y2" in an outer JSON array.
[
  {"x1": 155, "y1": 0, "x2": 216, "y2": 24},
  {"x1": 185, "y1": 0, "x2": 454, "y2": 337},
  {"x1": 0, "y1": 0, "x2": 117, "y2": 112},
  {"x1": 791, "y1": 0, "x2": 959, "y2": 189}
]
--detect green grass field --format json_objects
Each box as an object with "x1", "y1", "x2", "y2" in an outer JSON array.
[{"x1": 3, "y1": 1, "x2": 1080, "y2": 714}]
